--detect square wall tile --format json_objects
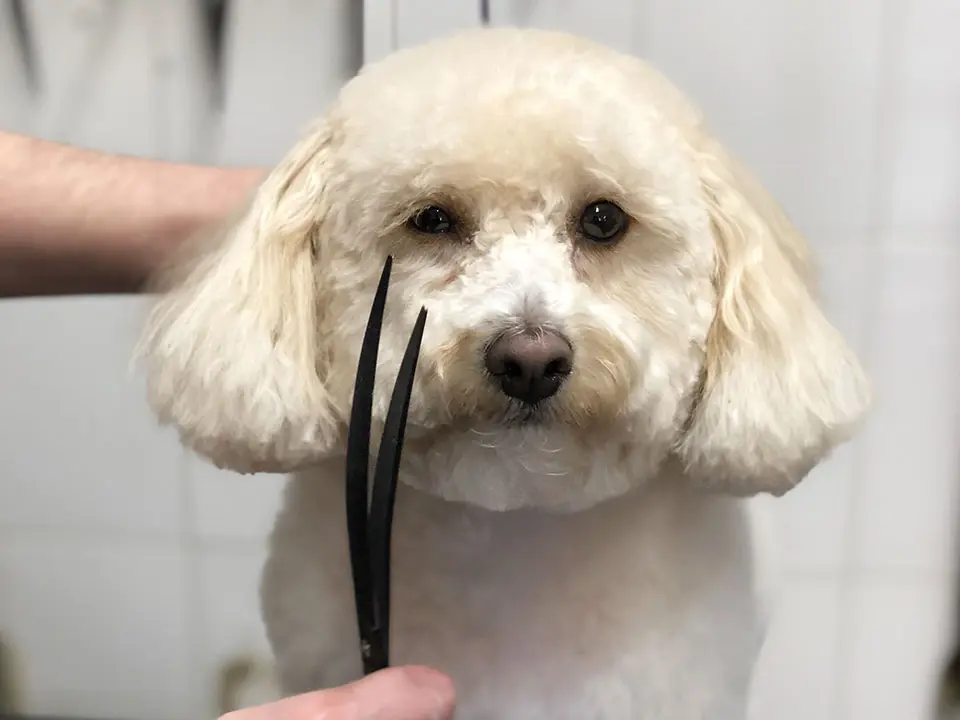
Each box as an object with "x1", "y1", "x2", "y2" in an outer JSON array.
[
  {"x1": 771, "y1": 242, "x2": 872, "y2": 574},
  {"x1": 217, "y1": 0, "x2": 359, "y2": 166},
  {"x1": 898, "y1": 0, "x2": 960, "y2": 102},
  {"x1": 22, "y1": 0, "x2": 110, "y2": 130},
  {"x1": 30, "y1": 0, "x2": 162, "y2": 154},
  {"x1": 489, "y1": 0, "x2": 639, "y2": 56},
  {"x1": 640, "y1": 0, "x2": 805, "y2": 113},
  {"x1": 0, "y1": 536, "x2": 190, "y2": 720},
  {"x1": 816, "y1": 242, "x2": 876, "y2": 358},
  {"x1": 775, "y1": 441, "x2": 857, "y2": 575},
  {"x1": 855, "y1": 245, "x2": 960, "y2": 573},
  {"x1": 640, "y1": 0, "x2": 886, "y2": 230},
  {"x1": 362, "y1": 0, "x2": 396, "y2": 64},
  {"x1": 842, "y1": 576, "x2": 956, "y2": 720},
  {"x1": 396, "y1": 0, "x2": 481, "y2": 48},
  {"x1": 749, "y1": 576, "x2": 843, "y2": 720},
  {"x1": 0, "y1": 298, "x2": 184, "y2": 536},
  {"x1": 187, "y1": 454, "x2": 286, "y2": 543},
  {"x1": 191, "y1": 547, "x2": 280, "y2": 716},
  {"x1": 888, "y1": 99, "x2": 960, "y2": 232},
  {"x1": 149, "y1": 0, "x2": 220, "y2": 163}
]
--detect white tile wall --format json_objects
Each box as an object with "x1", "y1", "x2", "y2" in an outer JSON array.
[
  {"x1": 0, "y1": 2, "x2": 356, "y2": 719},
  {"x1": 0, "y1": 1, "x2": 957, "y2": 719},
  {"x1": 190, "y1": 546, "x2": 279, "y2": 716},
  {"x1": 489, "y1": 0, "x2": 640, "y2": 55},
  {"x1": 637, "y1": 0, "x2": 889, "y2": 235},
  {"x1": 856, "y1": 243, "x2": 960, "y2": 574},
  {"x1": 393, "y1": 0, "x2": 480, "y2": 49},
  {"x1": 216, "y1": 0, "x2": 361, "y2": 167},
  {"x1": 0, "y1": 535, "x2": 191, "y2": 719},
  {"x1": 0, "y1": 297, "x2": 185, "y2": 536},
  {"x1": 749, "y1": 578, "x2": 844, "y2": 720},
  {"x1": 844, "y1": 577, "x2": 955, "y2": 720},
  {"x1": 187, "y1": 458, "x2": 285, "y2": 543}
]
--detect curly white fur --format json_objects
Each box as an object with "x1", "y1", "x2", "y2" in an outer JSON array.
[{"x1": 136, "y1": 28, "x2": 870, "y2": 719}]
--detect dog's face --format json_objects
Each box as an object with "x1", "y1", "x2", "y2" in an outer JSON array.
[{"x1": 138, "y1": 29, "x2": 870, "y2": 512}]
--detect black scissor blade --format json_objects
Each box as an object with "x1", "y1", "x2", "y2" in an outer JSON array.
[
  {"x1": 345, "y1": 255, "x2": 393, "y2": 669},
  {"x1": 367, "y1": 305, "x2": 428, "y2": 669}
]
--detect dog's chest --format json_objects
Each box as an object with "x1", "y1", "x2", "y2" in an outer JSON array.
[
  {"x1": 264, "y1": 473, "x2": 769, "y2": 719},
  {"x1": 390, "y1": 488, "x2": 763, "y2": 718}
]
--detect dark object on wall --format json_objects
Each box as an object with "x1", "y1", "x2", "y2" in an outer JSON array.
[
  {"x1": 201, "y1": 0, "x2": 229, "y2": 109},
  {"x1": 936, "y1": 650, "x2": 960, "y2": 718},
  {"x1": 933, "y1": 443, "x2": 960, "y2": 720},
  {"x1": 0, "y1": 634, "x2": 14, "y2": 714},
  {"x1": 8, "y1": 0, "x2": 39, "y2": 94}
]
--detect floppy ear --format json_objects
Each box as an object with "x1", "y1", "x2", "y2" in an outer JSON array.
[
  {"x1": 675, "y1": 138, "x2": 871, "y2": 496},
  {"x1": 136, "y1": 121, "x2": 343, "y2": 474}
]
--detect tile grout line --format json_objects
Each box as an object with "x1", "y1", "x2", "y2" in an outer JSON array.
[
  {"x1": 829, "y1": 0, "x2": 910, "y2": 715},
  {"x1": 0, "y1": 523, "x2": 268, "y2": 548},
  {"x1": 174, "y1": 6, "x2": 244, "y2": 691},
  {"x1": 157, "y1": 4, "x2": 211, "y2": 710},
  {"x1": 180, "y1": 447, "x2": 212, "y2": 718}
]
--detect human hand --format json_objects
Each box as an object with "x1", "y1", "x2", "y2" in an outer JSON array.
[{"x1": 220, "y1": 666, "x2": 456, "y2": 720}]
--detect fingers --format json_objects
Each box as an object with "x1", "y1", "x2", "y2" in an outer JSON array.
[
  {"x1": 222, "y1": 666, "x2": 455, "y2": 720},
  {"x1": 330, "y1": 666, "x2": 456, "y2": 720}
]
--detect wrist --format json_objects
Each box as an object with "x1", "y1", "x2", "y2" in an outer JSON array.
[{"x1": 142, "y1": 164, "x2": 263, "y2": 289}]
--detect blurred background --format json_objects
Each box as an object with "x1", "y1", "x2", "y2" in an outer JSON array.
[{"x1": 0, "y1": 1, "x2": 957, "y2": 718}]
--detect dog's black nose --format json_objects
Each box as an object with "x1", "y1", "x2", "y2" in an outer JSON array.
[{"x1": 484, "y1": 329, "x2": 573, "y2": 404}]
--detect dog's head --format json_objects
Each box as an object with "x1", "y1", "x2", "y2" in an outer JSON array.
[{"x1": 137, "y1": 29, "x2": 870, "y2": 512}]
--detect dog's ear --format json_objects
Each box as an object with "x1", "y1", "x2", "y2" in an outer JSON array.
[
  {"x1": 675, "y1": 138, "x2": 871, "y2": 496},
  {"x1": 136, "y1": 121, "x2": 343, "y2": 474}
]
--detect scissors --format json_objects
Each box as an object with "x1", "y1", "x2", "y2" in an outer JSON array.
[{"x1": 344, "y1": 255, "x2": 428, "y2": 675}]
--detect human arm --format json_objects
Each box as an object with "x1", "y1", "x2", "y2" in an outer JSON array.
[
  {"x1": 222, "y1": 666, "x2": 455, "y2": 720},
  {"x1": 0, "y1": 130, "x2": 262, "y2": 298}
]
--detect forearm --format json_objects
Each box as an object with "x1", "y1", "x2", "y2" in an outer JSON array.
[{"x1": 0, "y1": 131, "x2": 262, "y2": 297}]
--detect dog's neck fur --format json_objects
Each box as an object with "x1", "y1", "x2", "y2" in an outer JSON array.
[
  {"x1": 390, "y1": 423, "x2": 677, "y2": 513},
  {"x1": 261, "y1": 457, "x2": 778, "y2": 719}
]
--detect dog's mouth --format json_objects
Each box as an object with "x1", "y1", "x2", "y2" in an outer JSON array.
[
  {"x1": 501, "y1": 401, "x2": 552, "y2": 427},
  {"x1": 470, "y1": 393, "x2": 566, "y2": 431}
]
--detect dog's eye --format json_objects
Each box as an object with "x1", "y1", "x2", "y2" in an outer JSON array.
[
  {"x1": 578, "y1": 201, "x2": 627, "y2": 244},
  {"x1": 409, "y1": 206, "x2": 455, "y2": 235}
]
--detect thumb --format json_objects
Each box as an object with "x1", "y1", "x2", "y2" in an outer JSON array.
[{"x1": 320, "y1": 666, "x2": 456, "y2": 720}]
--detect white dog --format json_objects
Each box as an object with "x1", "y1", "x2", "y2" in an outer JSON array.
[{"x1": 137, "y1": 28, "x2": 870, "y2": 719}]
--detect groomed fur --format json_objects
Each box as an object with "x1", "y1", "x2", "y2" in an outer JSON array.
[
  {"x1": 136, "y1": 27, "x2": 871, "y2": 718},
  {"x1": 677, "y1": 140, "x2": 870, "y2": 495},
  {"x1": 137, "y1": 122, "x2": 343, "y2": 473}
]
